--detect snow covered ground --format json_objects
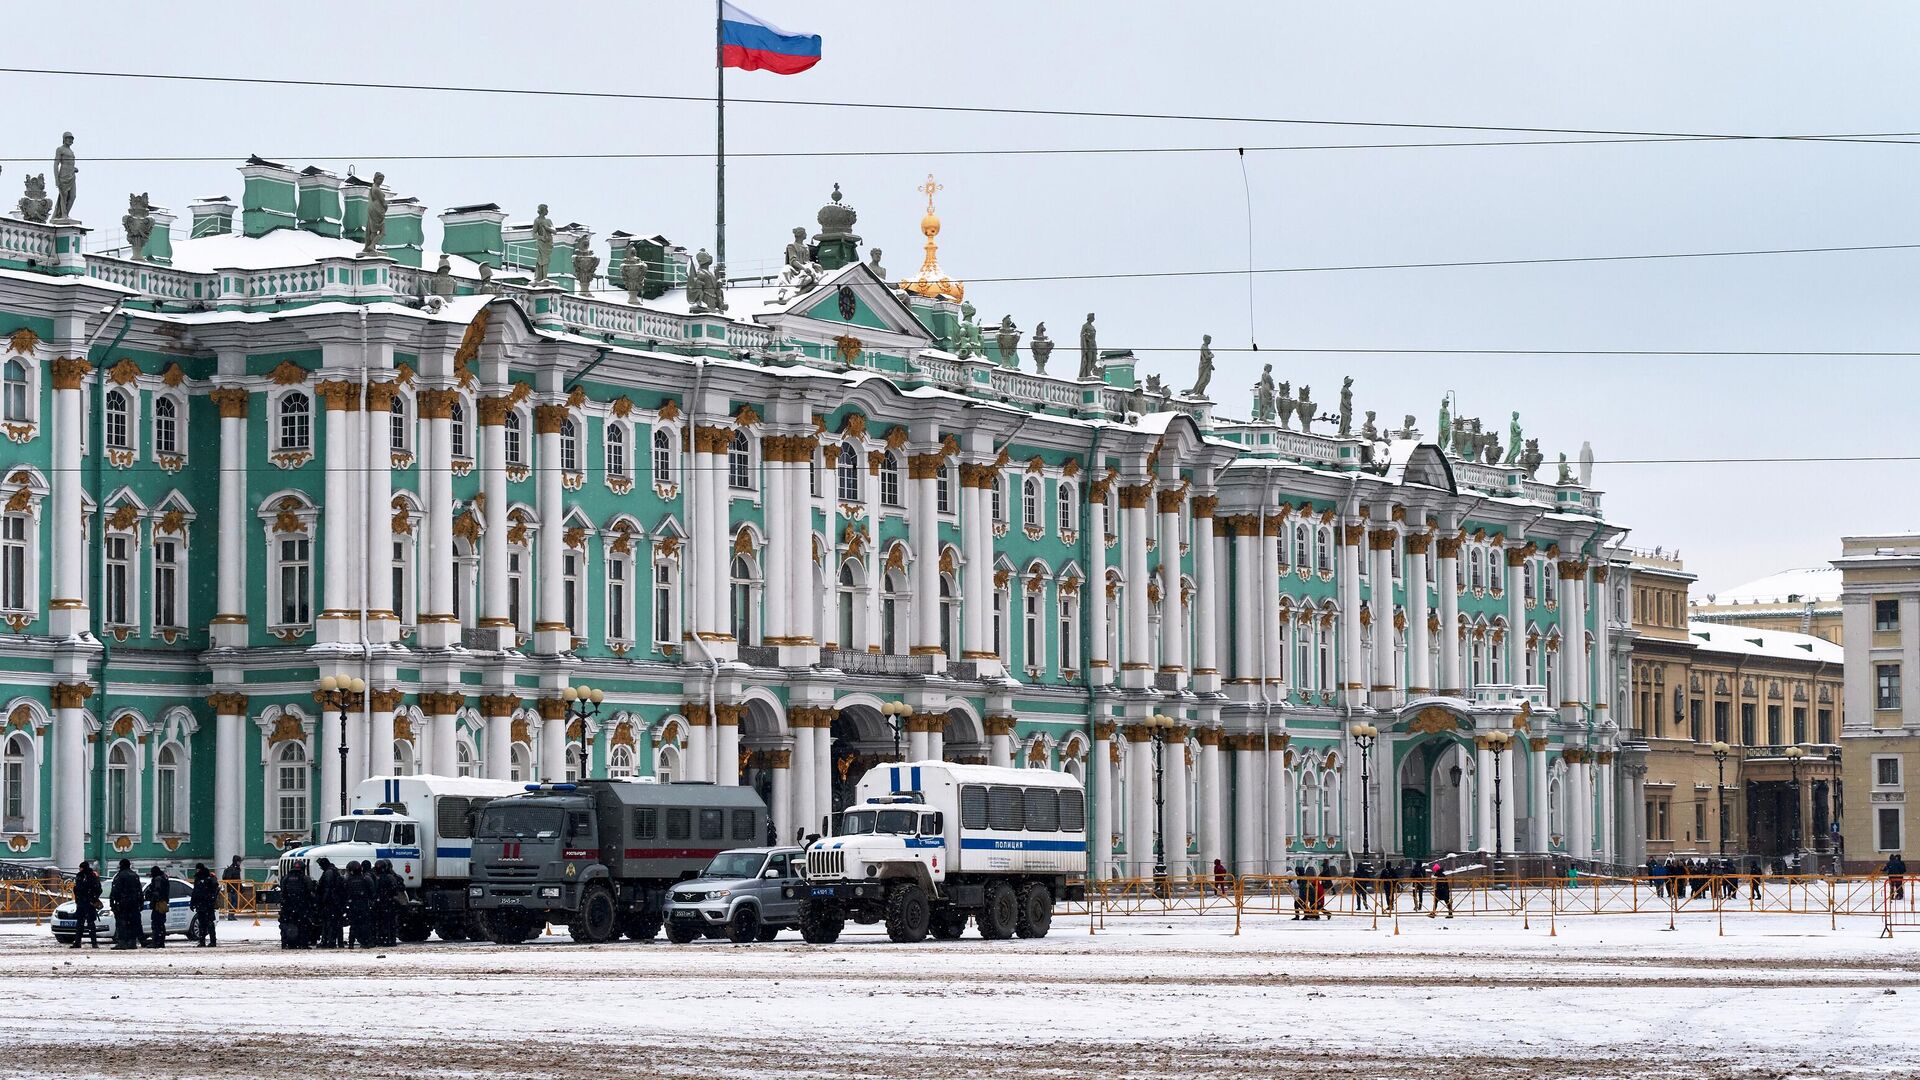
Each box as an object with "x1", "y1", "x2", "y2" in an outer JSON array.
[{"x1": 1, "y1": 910, "x2": 1916, "y2": 1078}]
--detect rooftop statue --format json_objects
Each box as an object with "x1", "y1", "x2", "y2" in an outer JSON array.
[
  {"x1": 431, "y1": 254, "x2": 455, "y2": 297},
  {"x1": 687, "y1": 248, "x2": 725, "y2": 314},
  {"x1": 1252, "y1": 364, "x2": 1276, "y2": 422},
  {"x1": 1505, "y1": 411, "x2": 1523, "y2": 464},
  {"x1": 531, "y1": 204, "x2": 554, "y2": 283},
  {"x1": 1399, "y1": 414, "x2": 1416, "y2": 440},
  {"x1": 779, "y1": 225, "x2": 822, "y2": 295},
  {"x1": 1295, "y1": 384, "x2": 1316, "y2": 433},
  {"x1": 477, "y1": 262, "x2": 497, "y2": 294},
  {"x1": 1274, "y1": 379, "x2": 1293, "y2": 429},
  {"x1": 572, "y1": 231, "x2": 599, "y2": 295},
  {"x1": 1579, "y1": 440, "x2": 1595, "y2": 486},
  {"x1": 1556, "y1": 452, "x2": 1573, "y2": 485},
  {"x1": 1519, "y1": 438, "x2": 1542, "y2": 478},
  {"x1": 954, "y1": 301, "x2": 984, "y2": 359},
  {"x1": 1337, "y1": 376, "x2": 1354, "y2": 437},
  {"x1": 1360, "y1": 410, "x2": 1378, "y2": 443},
  {"x1": 621, "y1": 241, "x2": 647, "y2": 304},
  {"x1": 52, "y1": 133, "x2": 77, "y2": 223},
  {"x1": 1187, "y1": 334, "x2": 1214, "y2": 398},
  {"x1": 866, "y1": 247, "x2": 886, "y2": 280},
  {"x1": 1030, "y1": 322, "x2": 1053, "y2": 374},
  {"x1": 16, "y1": 172, "x2": 50, "y2": 223},
  {"x1": 1484, "y1": 436, "x2": 1502, "y2": 466},
  {"x1": 121, "y1": 193, "x2": 153, "y2": 263},
  {"x1": 1078, "y1": 313, "x2": 1099, "y2": 379},
  {"x1": 1437, "y1": 396, "x2": 1452, "y2": 454},
  {"x1": 359, "y1": 171, "x2": 388, "y2": 257},
  {"x1": 994, "y1": 315, "x2": 1021, "y2": 369}
]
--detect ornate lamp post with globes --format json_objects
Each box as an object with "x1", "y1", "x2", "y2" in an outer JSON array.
[
  {"x1": 1711, "y1": 740, "x2": 1731, "y2": 857},
  {"x1": 880, "y1": 700, "x2": 911, "y2": 760},
  {"x1": 561, "y1": 684, "x2": 604, "y2": 780},
  {"x1": 1484, "y1": 728, "x2": 1511, "y2": 877},
  {"x1": 1348, "y1": 721, "x2": 1379, "y2": 861},
  {"x1": 1149, "y1": 714, "x2": 1174, "y2": 891},
  {"x1": 318, "y1": 675, "x2": 365, "y2": 817},
  {"x1": 1784, "y1": 745, "x2": 1806, "y2": 858}
]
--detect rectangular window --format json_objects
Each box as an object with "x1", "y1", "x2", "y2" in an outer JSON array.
[
  {"x1": 1690, "y1": 699, "x2": 1703, "y2": 743},
  {"x1": 1766, "y1": 704, "x2": 1782, "y2": 746},
  {"x1": 634, "y1": 807, "x2": 657, "y2": 839},
  {"x1": 1023, "y1": 788, "x2": 1060, "y2": 831},
  {"x1": 1817, "y1": 708, "x2": 1832, "y2": 744},
  {"x1": 731, "y1": 809, "x2": 756, "y2": 841},
  {"x1": 1876, "y1": 599, "x2": 1900, "y2": 632},
  {"x1": 666, "y1": 808, "x2": 690, "y2": 840},
  {"x1": 278, "y1": 537, "x2": 311, "y2": 625},
  {"x1": 153, "y1": 539, "x2": 179, "y2": 629},
  {"x1": 507, "y1": 551, "x2": 524, "y2": 632},
  {"x1": 1878, "y1": 664, "x2": 1902, "y2": 710},
  {"x1": 937, "y1": 467, "x2": 952, "y2": 514},
  {"x1": 1023, "y1": 593, "x2": 1040, "y2": 671},
  {"x1": 608, "y1": 557, "x2": 628, "y2": 642},
  {"x1": 1878, "y1": 757, "x2": 1902, "y2": 788},
  {"x1": 1058, "y1": 596, "x2": 1077, "y2": 673},
  {"x1": 1058, "y1": 789, "x2": 1085, "y2": 832},
  {"x1": 698, "y1": 808, "x2": 723, "y2": 841},
  {"x1": 1712, "y1": 700, "x2": 1728, "y2": 743},
  {"x1": 960, "y1": 785, "x2": 988, "y2": 829},
  {"x1": 986, "y1": 786, "x2": 1025, "y2": 831},
  {"x1": 1, "y1": 515, "x2": 26, "y2": 610},
  {"x1": 1792, "y1": 706, "x2": 1806, "y2": 745},
  {"x1": 653, "y1": 562, "x2": 674, "y2": 647},
  {"x1": 105, "y1": 535, "x2": 130, "y2": 626},
  {"x1": 1739, "y1": 702, "x2": 1755, "y2": 746},
  {"x1": 1693, "y1": 802, "x2": 1706, "y2": 843},
  {"x1": 563, "y1": 552, "x2": 580, "y2": 637},
  {"x1": 1879, "y1": 807, "x2": 1903, "y2": 852}
]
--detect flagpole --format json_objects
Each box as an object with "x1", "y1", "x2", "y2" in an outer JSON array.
[{"x1": 715, "y1": 0, "x2": 727, "y2": 280}]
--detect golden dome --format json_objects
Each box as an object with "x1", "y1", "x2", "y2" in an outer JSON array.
[{"x1": 900, "y1": 174, "x2": 963, "y2": 302}]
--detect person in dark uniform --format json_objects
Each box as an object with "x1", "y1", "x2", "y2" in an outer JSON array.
[
  {"x1": 372, "y1": 859, "x2": 401, "y2": 946},
  {"x1": 1410, "y1": 861, "x2": 1426, "y2": 911},
  {"x1": 278, "y1": 861, "x2": 312, "y2": 949},
  {"x1": 71, "y1": 861, "x2": 103, "y2": 949},
  {"x1": 1381, "y1": 861, "x2": 1400, "y2": 913},
  {"x1": 142, "y1": 866, "x2": 172, "y2": 947},
  {"x1": 221, "y1": 856, "x2": 246, "y2": 920},
  {"x1": 190, "y1": 864, "x2": 220, "y2": 946},
  {"x1": 316, "y1": 858, "x2": 345, "y2": 948},
  {"x1": 345, "y1": 861, "x2": 374, "y2": 948},
  {"x1": 1291, "y1": 864, "x2": 1310, "y2": 921},
  {"x1": 108, "y1": 859, "x2": 143, "y2": 949},
  {"x1": 1886, "y1": 853, "x2": 1907, "y2": 902}
]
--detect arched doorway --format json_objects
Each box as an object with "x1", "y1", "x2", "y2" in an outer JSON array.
[
  {"x1": 739, "y1": 697, "x2": 785, "y2": 843},
  {"x1": 829, "y1": 703, "x2": 890, "y2": 813},
  {"x1": 1396, "y1": 736, "x2": 1472, "y2": 860}
]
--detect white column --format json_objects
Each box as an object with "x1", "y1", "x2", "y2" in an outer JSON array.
[
  {"x1": 318, "y1": 383, "x2": 356, "y2": 642},
  {"x1": 478, "y1": 397, "x2": 511, "y2": 643},
  {"x1": 926, "y1": 722, "x2": 944, "y2": 764},
  {"x1": 1338, "y1": 523, "x2": 1364, "y2": 708},
  {"x1": 1120, "y1": 484, "x2": 1151, "y2": 687},
  {"x1": 1091, "y1": 722, "x2": 1114, "y2": 878},
  {"x1": 790, "y1": 713, "x2": 816, "y2": 841},
  {"x1": 1198, "y1": 731, "x2": 1222, "y2": 872},
  {"x1": 1233, "y1": 737, "x2": 1259, "y2": 874},
  {"x1": 1368, "y1": 527, "x2": 1397, "y2": 708},
  {"x1": 1191, "y1": 500, "x2": 1219, "y2": 688},
  {"x1": 862, "y1": 452, "x2": 882, "y2": 653},
  {"x1": 715, "y1": 707, "x2": 739, "y2": 787},
  {"x1": 812, "y1": 723, "x2": 833, "y2": 836},
  {"x1": 1530, "y1": 738, "x2": 1550, "y2": 852},
  {"x1": 1505, "y1": 551, "x2": 1527, "y2": 681},
  {"x1": 533, "y1": 405, "x2": 567, "y2": 653},
  {"x1": 540, "y1": 709, "x2": 567, "y2": 783},
  {"x1": 1259, "y1": 522, "x2": 1283, "y2": 684},
  {"x1": 1163, "y1": 727, "x2": 1190, "y2": 877},
  {"x1": 430, "y1": 702, "x2": 458, "y2": 778},
  {"x1": 419, "y1": 391, "x2": 456, "y2": 647},
  {"x1": 1474, "y1": 738, "x2": 1493, "y2": 852},
  {"x1": 48, "y1": 363, "x2": 89, "y2": 637},
  {"x1": 1157, "y1": 490, "x2": 1186, "y2": 682},
  {"x1": 911, "y1": 452, "x2": 942, "y2": 657},
  {"x1": 320, "y1": 701, "x2": 343, "y2": 822},
  {"x1": 363, "y1": 382, "x2": 395, "y2": 644},
  {"x1": 51, "y1": 685, "x2": 91, "y2": 870},
  {"x1": 1265, "y1": 739, "x2": 1288, "y2": 874},
  {"x1": 1231, "y1": 523, "x2": 1256, "y2": 683},
  {"x1": 763, "y1": 439, "x2": 790, "y2": 646},
  {"x1": 1437, "y1": 536, "x2": 1462, "y2": 694},
  {"x1": 907, "y1": 721, "x2": 929, "y2": 763},
  {"x1": 210, "y1": 387, "x2": 248, "y2": 645},
  {"x1": 788, "y1": 441, "x2": 816, "y2": 647},
  {"x1": 1085, "y1": 490, "x2": 1111, "y2": 685},
  {"x1": 771, "y1": 752, "x2": 793, "y2": 844},
  {"x1": 213, "y1": 697, "x2": 246, "y2": 865},
  {"x1": 484, "y1": 704, "x2": 511, "y2": 780},
  {"x1": 989, "y1": 716, "x2": 1014, "y2": 768},
  {"x1": 1406, "y1": 534, "x2": 1432, "y2": 695},
  {"x1": 367, "y1": 694, "x2": 395, "y2": 779},
  {"x1": 1599, "y1": 753, "x2": 1615, "y2": 864},
  {"x1": 686, "y1": 707, "x2": 710, "y2": 783}
]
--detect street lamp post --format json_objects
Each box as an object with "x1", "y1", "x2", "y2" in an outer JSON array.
[
  {"x1": 560, "y1": 684, "x2": 604, "y2": 780},
  {"x1": 1348, "y1": 721, "x2": 1379, "y2": 860},
  {"x1": 1485, "y1": 729, "x2": 1511, "y2": 875},
  {"x1": 1710, "y1": 740, "x2": 1731, "y2": 857},
  {"x1": 1150, "y1": 714, "x2": 1172, "y2": 888},
  {"x1": 1784, "y1": 745, "x2": 1805, "y2": 856},
  {"x1": 880, "y1": 701, "x2": 911, "y2": 760},
  {"x1": 317, "y1": 675, "x2": 366, "y2": 818}
]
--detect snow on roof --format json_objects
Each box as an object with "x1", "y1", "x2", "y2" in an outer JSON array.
[
  {"x1": 1711, "y1": 567, "x2": 1842, "y2": 606},
  {"x1": 165, "y1": 231, "x2": 489, "y2": 277},
  {"x1": 1686, "y1": 620, "x2": 1842, "y2": 664}
]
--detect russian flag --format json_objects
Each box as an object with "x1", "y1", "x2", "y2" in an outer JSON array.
[{"x1": 720, "y1": 2, "x2": 822, "y2": 75}]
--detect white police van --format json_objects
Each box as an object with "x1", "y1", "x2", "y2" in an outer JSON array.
[
  {"x1": 792, "y1": 761, "x2": 1086, "y2": 943},
  {"x1": 278, "y1": 774, "x2": 526, "y2": 941}
]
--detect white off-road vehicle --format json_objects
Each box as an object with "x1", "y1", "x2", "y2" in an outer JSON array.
[{"x1": 791, "y1": 762, "x2": 1086, "y2": 943}]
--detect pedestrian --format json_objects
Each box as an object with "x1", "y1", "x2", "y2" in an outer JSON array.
[
  {"x1": 108, "y1": 858, "x2": 143, "y2": 949},
  {"x1": 1648, "y1": 859, "x2": 1666, "y2": 899},
  {"x1": 221, "y1": 855, "x2": 246, "y2": 920},
  {"x1": 372, "y1": 859, "x2": 401, "y2": 946},
  {"x1": 1352, "y1": 857, "x2": 1371, "y2": 912},
  {"x1": 1429, "y1": 862, "x2": 1455, "y2": 919},
  {"x1": 1886, "y1": 853, "x2": 1907, "y2": 903},
  {"x1": 1411, "y1": 861, "x2": 1427, "y2": 911},
  {"x1": 71, "y1": 861, "x2": 103, "y2": 949},
  {"x1": 190, "y1": 864, "x2": 220, "y2": 946},
  {"x1": 345, "y1": 860, "x2": 374, "y2": 948},
  {"x1": 1291, "y1": 863, "x2": 1309, "y2": 921},
  {"x1": 1315, "y1": 860, "x2": 1334, "y2": 918},
  {"x1": 142, "y1": 866, "x2": 171, "y2": 948},
  {"x1": 279, "y1": 861, "x2": 313, "y2": 949},
  {"x1": 1381, "y1": 861, "x2": 1399, "y2": 913},
  {"x1": 316, "y1": 858, "x2": 345, "y2": 948},
  {"x1": 1212, "y1": 858, "x2": 1229, "y2": 899}
]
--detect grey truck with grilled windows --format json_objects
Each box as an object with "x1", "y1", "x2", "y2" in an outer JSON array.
[
  {"x1": 791, "y1": 762, "x2": 1087, "y2": 943},
  {"x1": 466, "y1": 780, "x2": 768, "y2": 944}
]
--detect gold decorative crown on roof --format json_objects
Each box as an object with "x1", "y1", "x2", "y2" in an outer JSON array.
[{"x1": 899, "y1": 173, "x2": 964, "y2": 302}]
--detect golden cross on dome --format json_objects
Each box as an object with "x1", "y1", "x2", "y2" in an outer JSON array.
[{"x1": 918, "y1": 174, "x2": 943, "y2": 214}]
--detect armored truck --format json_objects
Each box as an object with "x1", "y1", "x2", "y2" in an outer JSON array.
[
  {"x1": 467, "y1": 780, "x2": 768, "y2": 944},
  {"x1": 277, "y1": 775, "x2": 526, "y2": 941},
  {"x1": 792, "y1": 762, "x2": 1086, "y2": 943}
]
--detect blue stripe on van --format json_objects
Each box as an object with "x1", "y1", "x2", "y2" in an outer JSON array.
[{"x1": 959, "y1": 838, "x2": 1086, "y2": 852}]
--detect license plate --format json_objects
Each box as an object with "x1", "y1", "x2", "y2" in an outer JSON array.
[
  {"x1": 670, "y1": 910, "x2": 699, "y2": 920},
  {"x1": 810, "y1": 887, "x2": 836, "y2": 897}
]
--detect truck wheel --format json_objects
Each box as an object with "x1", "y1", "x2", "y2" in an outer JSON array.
[
  {"x1": 978, "y1": 880, "x2": 1019, "y2": 940},
  {"x1": 756, "y1": 925, "x2": 782, "y2": 942},
  {"x1": 481, "y1": 911, "x2": 536, "y2": 945},
  {"x1": 666, "y1": 921, "x2": 701, "y2": 945},
  {"x1": 432, "y1": 918, "x2": 468, "y2": 943},
  {"x1": 724, "y1": 905, "x2": 762, "y2": 944},
  {"x1": 884, "y1": 882, "x2": 931, "y2": 943},
  {"x1": 569, "y1": 884, "x2": 618, "y2": 944},
  {"x1": 929, "y1": 911, "x2": 969, "y2": 940},
  {"x1": 397, "y1": 913, "x2": 433, "y2": 943},
  {"x1": 621, "y1": 911, "x2": 662, "y2": 942},
  {"x1": 1016, "y1": 882, "x2": 1054, "y2": 939},
  {"x1": 797, "y1": 900, "x2": 844, "y2": 944}
]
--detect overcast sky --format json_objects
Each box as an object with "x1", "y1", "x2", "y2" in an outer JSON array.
[{"x1": 9, "y1": 2, "x2": 1918, "y2": 595}]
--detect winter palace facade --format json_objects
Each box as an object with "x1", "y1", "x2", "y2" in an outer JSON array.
[{"x1": 0, "y1": 159, "x2": 1644, "y2": 877}]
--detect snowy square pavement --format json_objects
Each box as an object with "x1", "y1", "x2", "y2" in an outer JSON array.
[{"x1": 1, "y1": 911, "x2": 1916, "y2": 1078}]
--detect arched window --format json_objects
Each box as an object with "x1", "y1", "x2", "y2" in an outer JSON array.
[
  {"x1": 730, "y1": 554, "x2": 758, "y2": 645},
  {"x1": 1, "y1": 358, "x2": 27, "y2": 422},
  {"x1": 608, "y1": 744, "x2": 635, "y2": 779},
  {"x1": 836, "y1": 443, "x2": 860, "y2": 502},
  {"x1": 606, "y1": 547, "x2": 633, "y2": 643},
  {"x1": 392, "y1": 739, "x2": 416, "y2": 776},
  {"x1": 879, "y1": 451, "x2": 902, "y2": 507},
  {"x1": 273, "y1": 741, "x2": 308, "y2": 832},
  {"x1": 106, "y1": 741, "x2": 136, "y2": 835},
  {"x1": 560, "y1": 418, "x2": 579, "y2": 472},
  {"x1": 651, "y1": 427, "x2": 672, "y2": 481},
  {"x1": 153, "y1": 396, "x2": 179, "y2": 456},
  {"x1": 449, "y1": 401, "x2": 468, "y2": 459},
  {"x1": 728, "y1": 430, "x2": 753, "y2": 490},
  {"x1": 654, "y1": 743, "x2": 680, "y2": 784},
  {"x1": 1056, "y1": 482, "x2": 1076, "y2": 535},
  {"x1": 509, "y1": 743, "x2": 532, "y2": 783},
  {"x1": 1295, "y1": 524, "x2": 1311, "y2": 568},
  {"x1": 837, "y1": 560, "x2": 859, "y2": 648},
  {"x1": 1470, "y1": 548, "x2": 1485, "y2": 590},
  {"x1": 881, "y1": 568, "x2": 907, "y2": 655},
  {"x1": 991, "y1": 477, "x2": 1006, "y2": 524},
  {"x1": 389, "y1": 395, "x2": 408, "y2": 452},
  {"x1": 277, "y1": 391, "x2": 310, "y2": 451},
  {"x1": 1022, "y1": 477, "x2": 1041, "y2": 529},
  {"x1": 605, "y1": 424, "x2": 627, "y2": 477},
  {"x1": 155, "y1": 742, "x2": 183, "y2": 835},
  {"x1": 504, "y1": 411, "x2": 524, "y2": 465},
  {"x1": 104, "y1": 388, "x2": 131, "y2": 449},
  {"x1": 1298, "y1": 771, "x2": 1321, "y2": 837},
  {"x1": 1316, "y1": 528, "x2": 1334, "y2": 573},
  {"x1": 2, "y1": 730, "x2": 34, "y2": 832},
  {"x1": 941, "y1": 573, "x2": 960, "y2": 660},
  {"x1": 564, "y1": 743, "x2": 581, "y2": 783},
  {"x1": 455, "y1": 739, "x2": 474, "y2": 778}
]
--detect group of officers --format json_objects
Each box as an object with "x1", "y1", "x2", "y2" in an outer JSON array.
[
  {"x1": 67, "y1": 859, "x2": 232, "y2": 949},
  {"x1": 274, "y1": 857, "x2": 406, "y2": 949}
]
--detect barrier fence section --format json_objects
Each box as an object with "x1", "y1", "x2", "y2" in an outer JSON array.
[
  {"x1": 0, "y1": 876, "x2": 273, "y2": 921},
  {"x1": 1062, "y1": 873, "x2": 1915, "y2": 936}
]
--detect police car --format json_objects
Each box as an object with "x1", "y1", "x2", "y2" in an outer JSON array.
[{"x1": 51, "y1": 875, "x2": 195, "y2": 945}]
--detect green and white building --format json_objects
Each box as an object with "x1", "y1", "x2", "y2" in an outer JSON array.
[{"x1": 0, "y1": 160, "x2": 1643, "y2": 877}]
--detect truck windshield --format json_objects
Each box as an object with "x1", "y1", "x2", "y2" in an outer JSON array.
[
  {"x1": 703, "y1": 852, "x2": 766, "y2": 879},
  {"x1": 324, "y1": 820, "x2": 392, "y2": 844},
  {"x1": 839, "y1": 809, "x2": 918, "y2": 836},
  {"x1": 476, "y1": 805, "x2": 564, "y2": 840}
]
